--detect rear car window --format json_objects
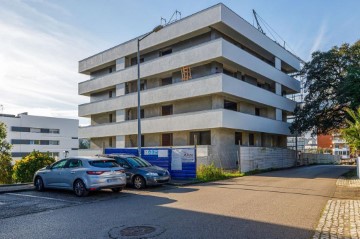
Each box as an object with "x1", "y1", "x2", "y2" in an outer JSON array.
[{"x1": 88, "y1": 160, "x2": 119, "y2": 168}]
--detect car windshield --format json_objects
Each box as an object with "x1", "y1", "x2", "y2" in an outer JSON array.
[
  {"x1": 88, "y1": 160, "x2": 119, "y2": 168},
  {"x1": 126, "y1": 157, "x2": 151, "y2": 168}
]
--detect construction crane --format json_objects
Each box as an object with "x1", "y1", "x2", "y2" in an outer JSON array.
[{"x1": 252, "y1": 9, "x2": 265, "y2": 35}]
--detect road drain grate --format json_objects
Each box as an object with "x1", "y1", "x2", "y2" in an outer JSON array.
[{"x1": 108, "y1": 225, "x2": 165, "y2": 238}]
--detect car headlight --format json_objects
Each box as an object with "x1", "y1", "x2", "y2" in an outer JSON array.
[{"x1": 146, "y1": 172, "x2": 158, "y2": 177}]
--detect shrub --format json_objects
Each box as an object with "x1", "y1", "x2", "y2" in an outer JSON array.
[
  {"x1": 12, "y1": 151, "x2": 55, "y2": 183},
  {"x1": 0, "y1": 122, "x2": 13, "y2": 184}
]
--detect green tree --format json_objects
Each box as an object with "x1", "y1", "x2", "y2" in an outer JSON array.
[
  {"x1": 0, "y1": 122, "x2": 13, "y2": 184},
  {"x1": 12, "y1": 151, "x2": 55, "y2": 183},
  {"x1": 291, "y1": 40, "x2": 360, "y2": 135},
  {"x1": 341, "y1": 108, "x2": 360, "y2": 155}
]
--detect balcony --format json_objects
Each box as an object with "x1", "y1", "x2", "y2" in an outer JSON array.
[
  {"x1": 79, "y1": 109, "x2": 291, "y2": 138},
  {"x1": 79, "y1": 74, "x2": 297, "y2": 117},
  {"x1": 79, "y1": 38, "x2": 300, "y2": 95}
]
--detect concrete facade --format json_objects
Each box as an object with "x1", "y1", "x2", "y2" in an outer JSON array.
[
  {"x1": 78, "y1": 3, "x2": 300, "y2": 152},
  {"x1": 0, "y1": 113, "x2": 79, "y2": 160}
]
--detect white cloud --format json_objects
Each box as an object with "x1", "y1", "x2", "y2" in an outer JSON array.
[
  {"x1": 0, "y1": 1, "x2": 107, "y2": 126},
  {"x1": 309, "y1": 20, "x2": 328, "y2": 58}
]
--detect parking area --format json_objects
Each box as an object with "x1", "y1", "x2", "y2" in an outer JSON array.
[{"x1": 0, "y1": 185, "x2": 174, "y2": 220}]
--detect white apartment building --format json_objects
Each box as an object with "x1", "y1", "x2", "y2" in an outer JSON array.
[
  {"x1": 78, "y1": 4, "x2": 301, "y2": 154},
  {"x1": 0, "y1": 113, "x2": 79, "y2": 160}
]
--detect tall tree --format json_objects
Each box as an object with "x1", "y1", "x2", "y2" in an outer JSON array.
[
  {"x1": 291, "y1": 40, "x2": 360, "y2": 135},
  {"x1": 341, "y1": 108, "x2": 360, "y2": 155},
  {"x1": 0, "y1": 122, "x2": 13, "y2": 184}
]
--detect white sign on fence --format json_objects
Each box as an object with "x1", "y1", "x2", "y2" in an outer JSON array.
[{"x1": 171, "y1": 148, "x2": 195, "y2": 171}]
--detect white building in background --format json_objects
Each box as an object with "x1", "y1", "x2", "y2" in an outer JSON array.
[
  {"x1": 78, "y1": 3, "x2": 301, "y2": 154},
  {"x1": 0, "y1": 113, "x2": 79, "y2": 160}
]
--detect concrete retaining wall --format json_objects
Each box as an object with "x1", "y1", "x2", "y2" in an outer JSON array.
[{"x1": 299, "y1": 153, "x2": 341, "y2": 165}]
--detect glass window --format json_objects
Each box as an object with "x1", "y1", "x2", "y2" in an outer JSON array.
[
  {"x1": 125, "y1": 157, "x2": 151, "y2": 168},
  {"x1": 88, "y1": 160, "x2": 119, "y2": 168},
  {"x1": 162, "y1": 105, "x2": 173, "y2": 116},
  {"x1": 249, "y1": 134, "x2": 255, "y2": 146},
  {"x1": 161, "y1": 77, "x2": 172, "y2": 86},
  {"x1": 115, "y1": 158, "x2": 131, "y2": 168},
  {"x1": 159, "y1": 48, "x2": 172, "y2": 57},
  {"x1": 49, "y1": 140, "x2": 59, "y2": 145},
  {"x1": 162, "y1": 133, "x2": 173, "y2": 146},
  {"x1": 190, "y1": 131, "x2": 211, "y2": 145},
  {"x1": 30, "y1": 128, "x2": 41, "y2": 133},
  {"x1": 224, "y1": 100, "x2": 237, "y2": 111},
  {"x1": 235, "y1": 132, "x2": 242, "y2": 145},
  {"x1": 51, "y1": 160, "x2": 67, "y2": 169},
  {"x1": 49, "y1": 129, "x2": 60, "y2": 134},
  {"x1": 68, "y1": 160, "x2": 82, "y2": 168}
]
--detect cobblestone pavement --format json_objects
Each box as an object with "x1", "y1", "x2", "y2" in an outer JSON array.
[
  {"x1": 337, "y1": 177, "x2": 360, "y2": 188},
  {"x1": 313, "y1": 176, "x2": 360, "y2": 239}
]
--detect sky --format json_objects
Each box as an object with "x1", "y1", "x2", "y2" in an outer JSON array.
[{"x1": 0, "y1": 0, "x2": 359, "y2": 126}]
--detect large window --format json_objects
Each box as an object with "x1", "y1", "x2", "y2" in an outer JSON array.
[
  {"x1": 11, "y1": 139, "x2": 59, "y2": 145},
  {"x1": 224, "y1": 100, "x2": 237, "y2": 111},
  {"x1": 161, "y1": 77, "x2": 172, "y2": 86},
  {"x1": 162, "y1": 105, "x2": 173, "y2": 116},
  {"x1": 12, "y1": 127, "x2": 60, "y2": 134},
  {"x1": 249, "y1": 133, "x2": 255, "y2": 146},
  {"x1": 235, "y1": 132, "x2": 242, "y2": 145},
  {"x1": 162, "y1": 133, "x2": 173, "y2": 146},
  {"x1": 190, "y1": 131, "x2": 211, "y2": 145},
  {"x1": 159, "y1": 48, "x2": 172, "y2": 57}
]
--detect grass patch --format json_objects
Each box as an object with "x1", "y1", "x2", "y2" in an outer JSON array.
[
  {"x1": 342, "y1": 169, "x2": 358, "y2": 179},
  {"x1": 197, "y1": 164, "x2": 244, "y2": 182}
]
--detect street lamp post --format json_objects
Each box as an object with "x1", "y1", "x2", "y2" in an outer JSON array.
[{"x1": 137, "y1": 25, "x2": 163, "y2": 157}]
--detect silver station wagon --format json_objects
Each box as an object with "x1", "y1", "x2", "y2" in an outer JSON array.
[{"x1": 33, "y1": 156, "x2": 126, "y2": 197}]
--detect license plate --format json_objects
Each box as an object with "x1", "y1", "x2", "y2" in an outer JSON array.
[{"x1": 107, "y1": 179, "x2": 118, "y2": 183}]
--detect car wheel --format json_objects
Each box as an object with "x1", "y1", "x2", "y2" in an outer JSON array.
[
  {"x1": 133, "y1": 175, "x2": 146, "y2": 189},
  {"x1": 35, "y1": 177, "x2": 45, "y2": 192},
  {"x1": 73, "y1": 180, "x2": 89, "y2": 197},
  {"x1": 111, "y1": 187, "x2": 122, "y2": 193}
]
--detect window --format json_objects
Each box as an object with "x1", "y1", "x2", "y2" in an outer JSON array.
[
  {"x1": 11, "y1": 152, "x2": 29, "y2": 157},
  {"x1": 30, "y1": 128, "x2": 41, "y2": 133},
  {"x1": 72, "y1": 137, "x2": 78, "y2": 139},
  {"x1": 140, "y1": 81, "x2": 147, "y2": 91},
  {"x1": 159, "y1": 48, "x2": 172, "y2": 57},
  {"x1": 11, "y1": 127, "x2": 30, "y2": 132},
  {"x1": 109, "y1": 67, "x2": 113, "y2": 73},
  {"x1": 11, "y1": 139, "x2": 30, "y2": 144},
  {"x1": 49, "y1": 129, "x2": 60, "y2": 134},
  {"x1": 249, "y1": 133, "x2": 255, "y2": 146},
  {"x1": 161, "y1": 77, "x2": 172, "y2": 86},
  {"x1": 130, "y1": 57, "x2": 144, "y2": 66},
  {"x1": 41, "y1": 128, "x2": 50, "y2": 133},
  {"x1": 68, "y1": 159, "x2": 82, "y2": 168},
  {"x1": 162, "y1": 105, "x2": 173, "y2": 116},
  {"x1": 255, "y1": 108, "x2": 260, "y2": 116},
  {"x1": 224, "y1": 100, "x2": 237, "y2": 111},
  {"x1": 140, "y1": 109, "x2": 144, "y2": 119},
  {"x1": 162, "y1": 133, "x2": 173, "y2": 146},
  {"x1": 223, "y1": 68, "x2": 237, "y2": 78},
  {"x1": 40, "y1": 140, "x2": 49, "y2": 145},
  {"x1": 190, "y1": 131, "x2": 211, "y2": 145},
  {"x1": 49, "y1": 140, "x2": 59, "y2": 145},
  {"x1": 51, "y1": 160, "x2": 67, "y2": 169},
  {"x1": 109, "y1": 91, "x2": 113, "y2": 98},
  {"x1": 235, "y1": 132, "x2": 242, "y2": 145},
  {"x1": 109, "y1": 113, "x2": 113, "y2": 123},
  {"x1": 109, "y1": 137, "x2": 113, "y2": 147},
  {"x1": 88, "y1": 160, "x2": 119, "y2": 168},
  {"x1": 141, "y1": 135, "x2": 144, "y2": 147}
]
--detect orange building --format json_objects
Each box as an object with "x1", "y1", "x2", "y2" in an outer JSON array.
[{"x1": 317, "y1": 134, "x2": 333, "y2": 149}]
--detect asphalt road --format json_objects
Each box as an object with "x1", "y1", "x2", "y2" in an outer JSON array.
[{"x1": 0, "y1": 165, "x2": 352, "y2": 239}]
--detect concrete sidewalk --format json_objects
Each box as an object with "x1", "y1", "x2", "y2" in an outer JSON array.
[
  {"x1": 0, "y1": 183, "x2": 34, "y2": 194},
  {"x1": 313, "y1": 174, "x2": 360, "y2": 239}
]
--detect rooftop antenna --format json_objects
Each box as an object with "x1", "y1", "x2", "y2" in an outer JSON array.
[{"x1": 161, "y1": 17, "x2": 167, "y2": 26}]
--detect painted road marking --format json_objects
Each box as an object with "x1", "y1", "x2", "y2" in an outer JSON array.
[{"x1": 5, "y1": 193, "x2": 80, "y2": 203}]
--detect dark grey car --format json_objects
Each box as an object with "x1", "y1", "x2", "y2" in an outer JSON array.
[{"x1": 103, "y1": 154, "x2": 170, "y2": 189}]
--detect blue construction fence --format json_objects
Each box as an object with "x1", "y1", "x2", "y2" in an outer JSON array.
[{"x1": 104, "y1": 147, "x2": 197, "y2": 180}]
